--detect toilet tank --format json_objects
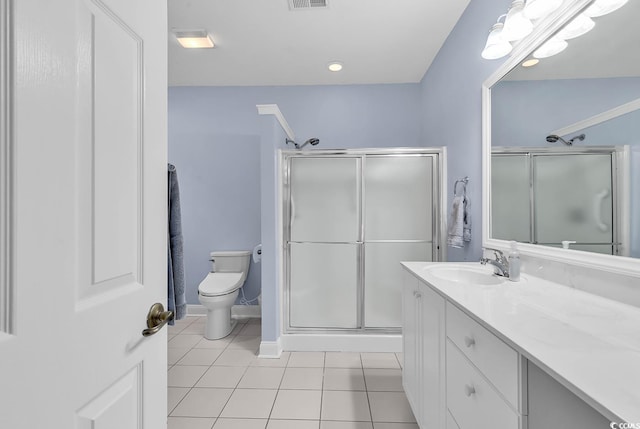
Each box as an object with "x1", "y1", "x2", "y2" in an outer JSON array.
[{"x1": 210, "y1": 251, "x2": 251, "y2": 282}]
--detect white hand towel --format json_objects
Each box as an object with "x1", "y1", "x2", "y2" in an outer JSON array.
[{"x1": 447, "y1": 195, "x2": 464, "y2": 248}]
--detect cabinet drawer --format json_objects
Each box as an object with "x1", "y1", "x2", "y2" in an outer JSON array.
[
  {"x1": 446, "y1": 303, "x2": 520, "y2": 408},
  {"x1": 446, "y1": 340, "x2": 520, "y2": 429}
]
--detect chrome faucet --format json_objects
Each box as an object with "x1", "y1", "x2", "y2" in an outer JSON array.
[{"x1": 480, "y1": 248, "x2": 510, "y2": 277}]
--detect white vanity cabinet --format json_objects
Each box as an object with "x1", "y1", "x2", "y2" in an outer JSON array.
[
  {"x1": 402, "y1": 270, "x2": 445, "y2": 429},
  {"x1": 445, "y1": 303, "x2": 527, "y2": 429},
  {"x1": 402, "y1": 269, "x2": 527, "y2": 429}
]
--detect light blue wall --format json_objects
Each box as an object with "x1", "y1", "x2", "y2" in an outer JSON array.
[
  {"x1": 167, "y1": 132, "x2": 262, "y2": 306},
  {"x1": 419, "y1": 0, "x2": 508, "y2": 262},
  {"x1": 492, "y1": 77, "x2": 640, "y2": 147}
]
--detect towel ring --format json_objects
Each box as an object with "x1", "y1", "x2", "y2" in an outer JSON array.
[{"x1": 454, "y1": 176, "x2": 469, "y2": 197}]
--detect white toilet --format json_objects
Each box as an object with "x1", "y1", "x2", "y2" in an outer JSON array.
[{"x1": 198, "y1": 250, "x2": 251, "y2": 340}]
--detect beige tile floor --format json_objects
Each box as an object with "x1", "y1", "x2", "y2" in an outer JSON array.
[{"x1": 168, "y1": 316, "x2": 417, "y2": 429}]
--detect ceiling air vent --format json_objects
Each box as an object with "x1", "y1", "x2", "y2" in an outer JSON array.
[{"x1": 289, "y1": 0, "x2": 328, "y2": 10}]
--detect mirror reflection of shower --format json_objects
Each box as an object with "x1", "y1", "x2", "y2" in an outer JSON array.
[
  {"x1": 286, "y1": 138, "x2": 320, "y2": 149},
  {"x1": 546, "y1": 133, "x2": 586, "y2": 146}
]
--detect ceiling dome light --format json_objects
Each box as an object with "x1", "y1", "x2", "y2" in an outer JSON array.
[
  {"x1": 481, "y1": 23, "x2": 513, "y2": 59},
  {"x1": 328, "y1": 62, "x2": 343, "y2": 72},
  {"x1": 533, "y1": 36, "x2": 568, "y2": 58},
  {"x1": 521, "y1": 58, "x2": 540, "y2": 67},
  {"x1": 584, "y1": 0, "x2": 628, "y2": 17},
  {"x1": 174, "y1": 30, "x2": 215, "y2": 49},
  {"x1": 523, "y1": 0, "x2": 562, "y2": 20},
  {"x1": 502, "y1": 0, "x2": 534, "y2": 42},
  {"x1": 556, "y1": 14, "x2": 595, "y2": 40}
]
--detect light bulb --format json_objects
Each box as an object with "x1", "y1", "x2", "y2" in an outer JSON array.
[
  {"x1": 584, "y1": 0, "x2": 628, "y2": 17},
  {"x1": 533, "y1": 36, "x2": 568, "y2": 58},
  {"x1": 503, "y1": 1, "x2": 534, "y2": 42},
  {"x1": 556, "y1": 14, "x2": 595, "y2": 40},
  {"x1": 481, "y1": 23, "x2": 513, "y2": 60},
  {"x1": 523, "y1": 0, "x2": 563, "y2": 20}
]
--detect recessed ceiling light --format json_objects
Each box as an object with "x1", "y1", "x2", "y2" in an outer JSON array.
[
  {"x1": 522, "y1": 58, "x2": 539, "y2": 67},
  {"x1": 328, "y1": 62, "x2": 343, "y2": 72},
  {"x1": 174, "y1": 30, "x2": 215, "y2": 49}
]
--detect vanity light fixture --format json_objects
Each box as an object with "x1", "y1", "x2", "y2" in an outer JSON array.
[
  {"x1": 481, "y1": 21, "x2": 513, "y2": 60},
  {"x1": 556, "y1": 13, "x2": 595, "y2": 40},
  {"x1": 481, "y1": 0, "x2": 630, "y2": 61},
  {"x1": 533, "y1": 36, "x2": 568, "y2": 58},
  {"x1": 328, "y1": 61, "x2": 343, "y2": 72},
  {"x1": 521, "y1": 58, "x2": 539, "y2": 67},
  {"x1": 523, "y1": 0, "x2": 562, "y2": 20},
  {"x1": 502, "y1": 1, "x2": 534, "y2": 42},
  {"x1": 174, "y1": 30, "x2": 215, "y2": 49},
  {"x1": 584, "y1": 0, "x2": 628, "y2": 17}
]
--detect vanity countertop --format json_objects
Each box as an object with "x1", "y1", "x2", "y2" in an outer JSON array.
[{"x1": 402, "y1": 261, "x2": 640, "y2": 423}]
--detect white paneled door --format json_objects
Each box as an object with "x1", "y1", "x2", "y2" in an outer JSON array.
[{"x1": 0, "y1": 0, "x2": 168, "y2": 428}]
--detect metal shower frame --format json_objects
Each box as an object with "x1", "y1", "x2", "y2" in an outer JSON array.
[{"x1": 280, "y1": 147, "x2": 447, "y2": 335}]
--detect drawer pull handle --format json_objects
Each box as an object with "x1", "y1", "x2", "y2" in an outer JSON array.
[
  {"x1": 464, "y1": 384, "x2": 476, "y2": 397},
  {"x1": 464, "y1": 336, "x2": 475, "y2": 347},
  {"x1": 414, "y1": 291, "x2": 422, "y2": 298}
]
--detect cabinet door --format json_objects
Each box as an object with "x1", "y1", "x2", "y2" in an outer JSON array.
[
  {"x1": 402, "y1": 270, "x2": 421, "y2": 420},
  {"x1": 420, "y1": 279, "x2": 446, "y2": 429},
  {"x1": 402, "y1": 269, "x2": 446, "y2": 429}
]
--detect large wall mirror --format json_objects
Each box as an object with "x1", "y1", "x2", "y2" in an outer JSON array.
[{"x1": 482, "y1": 0, "x2": 640, "y2": 275}]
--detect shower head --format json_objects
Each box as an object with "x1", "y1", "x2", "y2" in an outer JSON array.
[
  {"x1": 285, "y1": 137, "x2": 320, "y2": 149},
  {"x1": 545, "y1": 133, "x2": 586, "y2": 146}
]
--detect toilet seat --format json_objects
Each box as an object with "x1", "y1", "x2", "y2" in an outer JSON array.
[{"x1": 198, "y1": 272, "x2": 243, "y2": 297}]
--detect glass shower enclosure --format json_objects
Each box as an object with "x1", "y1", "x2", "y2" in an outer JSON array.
[
  {"x1": 491, "y1": 147, "x2": 624, "y2": 255},
  {"x1": 283, "y1": 149, "x2": 443, "y2": 334}
]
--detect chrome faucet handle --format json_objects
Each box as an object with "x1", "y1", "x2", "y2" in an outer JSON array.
[{"x1": 483, "y1": 247, "x2": 505, "y2": 261}]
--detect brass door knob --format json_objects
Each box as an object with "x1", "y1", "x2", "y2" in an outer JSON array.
[{"x1": 142, "y1": 303, "x2": 174, "y2": 337}]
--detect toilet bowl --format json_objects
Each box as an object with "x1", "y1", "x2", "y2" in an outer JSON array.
[{"x1": 198, "y1": 250, "x2": 251, "y2": 340}]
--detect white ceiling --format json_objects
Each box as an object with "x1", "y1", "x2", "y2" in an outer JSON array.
[{"x1": 168, "y1": 0, "x2": 471, "y2": 86}]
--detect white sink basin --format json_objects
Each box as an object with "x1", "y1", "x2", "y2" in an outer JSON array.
[{"x1": 425, "y1": 264, "x2": 506, "y2": 285}]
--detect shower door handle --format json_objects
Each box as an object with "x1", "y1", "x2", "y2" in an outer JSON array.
[{"x1": 593, "y1": 189, "x2": 610, "y2": 232}]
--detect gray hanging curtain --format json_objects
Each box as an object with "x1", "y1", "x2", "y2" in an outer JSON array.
[{"x1": 168, "y1": 163, "x2": 186, "y2": 323}]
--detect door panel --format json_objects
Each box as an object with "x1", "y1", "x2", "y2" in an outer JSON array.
[
  {"x1": 0, "y1": 0, "x2": 167, "y2": 427},
  {"x1": 365, "y1": 242, "x2": 431, "y2": 328},
  {"x1": 90, "y1": 0, "x2": 142, "y2": 286},
  {"x1": 365, "y1": 156, "x2": 433, "y2": 241},
  {"x1": 289, "y1": 242, "x2": 359, "y2": 328},
  {"x1": 534, "y1": 154, "x2": 613, "y2": 246},
  {"x1": 290, "y1": 157, "x2": 360, "y2": 243},
  {"x1": 491, "y1": 154, "x2": 531, "y2": 243}
]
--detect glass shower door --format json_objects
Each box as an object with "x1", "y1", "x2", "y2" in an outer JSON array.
[
  {"x1": 533, "y1": 154, "x2": 614, "y2": 254},
  {"x1": 288, "y1": 157, "x2": 361, "y2": 328},
  {"x1": 364, "y1": 155, "x2": 434, "y2": 328},
  {"x1": 491, "y1": 154, "x2": 531, "y2": 242}
]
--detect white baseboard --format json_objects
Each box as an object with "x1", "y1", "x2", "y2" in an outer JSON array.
[
  {"x1": 232, "y1": 304, "x2": 261, "y2": 319},
  {"x1": 186, "y1": 304, "x2": 261, "y2": 320},
  {"x1": 186, "y1": 304, "x2": 207, "y2": 315},
  {"x1": 259, "y1": 338, "x2": 283, "y2": 359},
  {"x1": 281, "y1": 333, "x2": 402, "y2": 353}
]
